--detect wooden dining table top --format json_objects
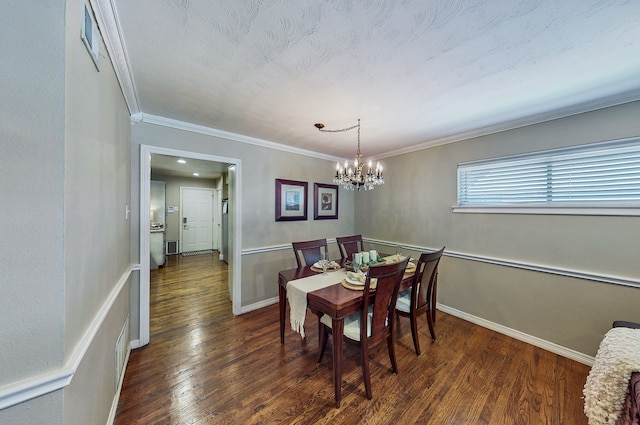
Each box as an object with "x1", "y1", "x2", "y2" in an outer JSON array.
[
  {"x1": 306, "y1": 269, "x2": 414, "y2": 316},
  {"x1": 278, "y1": 256, "x2": 413, "y2": 291},
  {"x1": 278, "y1": 256, "x2": 415, "y2": 331}
]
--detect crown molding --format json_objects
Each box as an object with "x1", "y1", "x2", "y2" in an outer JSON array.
[
  {"x1": 377, "y1": 84, "x2": 640, "y2": 160},
  {"x1": 136, "y1": 113, "x2": 344, "y2": 163},
  {"x1": 90, "y1": 0, "x2": 140, "y2": 115}
]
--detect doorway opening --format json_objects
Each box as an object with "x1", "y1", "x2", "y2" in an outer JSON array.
[{"x1": 139, "y1": 145, "x2": 242, "y2": 346}]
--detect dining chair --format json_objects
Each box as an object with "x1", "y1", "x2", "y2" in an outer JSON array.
[
  {"x1": 317, "y1": 257, "x2": 410, "y2": 400},
  {"x1": 395, "y1": 247, "x2": 445, "y2": 355},
  {"x1": 336, "y1": 234, "x2": 365, "y2": 260},
  {"x1": 291, "y1": 238, "x2": 328, "y2": 267}
]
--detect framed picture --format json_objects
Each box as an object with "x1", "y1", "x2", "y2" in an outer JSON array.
[
  {"x1": 275, "y1": 179, "x2": 308, "y2": 221},
  {"x1": 314, "y1": 183, "x2": 338, "y2": 220}
]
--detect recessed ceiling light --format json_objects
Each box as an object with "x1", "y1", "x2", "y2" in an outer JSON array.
[
  {"x1": 193, "y1": 173, "x2": 199, "y2": 176},
  {"x1": 177, "y1": 159, "x2": 186, "y2": 164}
]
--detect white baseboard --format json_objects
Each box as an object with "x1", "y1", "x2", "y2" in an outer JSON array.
[
  {"x1": 437, "y1": 303, "x2": 595, "y2": 366},
  {"x1": 237, "y1": 296, "x2": 595, "y2": 366},
  {"x1": 240, "y1": 297, "x2": 278, "y2": 314}
]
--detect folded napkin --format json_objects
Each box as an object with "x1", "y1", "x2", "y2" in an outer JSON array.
[
  {"x1": 324, "y1": 260, "x2": 341, "y2": 269},
  {"x1": 383, "y1": 255, "x2": 415, "y2": 268},
  {"x1": 383, "y1": 254, "x2": 403, "y2": 264},
  {"x1": 346, "y1": 270, "x2": 367, "y2": 283}
]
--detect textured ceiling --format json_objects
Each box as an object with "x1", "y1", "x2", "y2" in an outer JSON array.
[{"x1": 100, "y1": 0, "x2": 640, "y2": 161}]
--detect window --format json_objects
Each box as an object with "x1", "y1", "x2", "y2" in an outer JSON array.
[{"x1": 456, "y1": 137, "x2": 640, "y2": 215}]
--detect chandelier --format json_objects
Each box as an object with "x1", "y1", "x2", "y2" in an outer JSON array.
[{"x1": 314, "y1": 119, "x2": 385, "y2": 191}]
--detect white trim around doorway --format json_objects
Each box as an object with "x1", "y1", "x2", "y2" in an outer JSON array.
[{"x1": 139, "y1": 145, "x2": 242, "y2": 346}]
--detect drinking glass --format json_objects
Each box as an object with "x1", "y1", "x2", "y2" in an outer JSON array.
[{"x1": 321, "y1": 251, "x2": 328, "y2": 275}]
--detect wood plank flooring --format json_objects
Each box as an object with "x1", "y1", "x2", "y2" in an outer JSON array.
[{"x1": 114, "y1": 252, "x2": 591, "y2": 424}]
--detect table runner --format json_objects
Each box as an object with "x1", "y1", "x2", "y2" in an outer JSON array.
[{"x1": 287, "y1": 269, "x2": 347, "y2": 338}]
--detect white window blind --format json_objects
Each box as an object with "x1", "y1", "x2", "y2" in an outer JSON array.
[{"x1": 457, "y1": 137, "x2": 640, "y2": 207}]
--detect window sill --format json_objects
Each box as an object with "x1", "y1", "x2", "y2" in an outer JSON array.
[{"x1": 452, "y1": 205, "x2": 640, "y2": 216}]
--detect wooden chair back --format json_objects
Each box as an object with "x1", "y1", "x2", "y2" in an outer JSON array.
[
  {"x1": 336, "y1": 234, "x2": 365, "y2": 260},
  {"x1": 396, "y1": 246, "x2": 445, "y2": 355},
  {"x1": 362, "y1": 258, "x2": 410, "y2": 345},
  {"x1": 318, "y1": 257, "x2": 410, "y2": 401},
  {"x1": 411, "y1": 247, "x2": 445, "y2": 316},
  {"x1": 291, "y1": 238, "x2": 328, "y2": 267}
]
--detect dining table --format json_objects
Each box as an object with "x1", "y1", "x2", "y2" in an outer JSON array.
[{"x1": 278, "y1": 257, "x2": 415, "y2": 408}]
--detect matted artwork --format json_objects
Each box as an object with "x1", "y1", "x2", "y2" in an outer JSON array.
[
  {"x1": 314, "y1": 183, "x2": 338, "y2": 220},
  {"x1": 275, "y1": 179, "x2": 308, "y2": 221}
]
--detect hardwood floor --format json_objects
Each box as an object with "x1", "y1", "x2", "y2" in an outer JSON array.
[{"x1": 114, "y1": 252, "x2": 591, "y2": 424}]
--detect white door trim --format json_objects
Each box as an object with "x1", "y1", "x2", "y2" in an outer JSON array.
[{"x1": 139, "y1": 145, "x2": 242, "y2": 346}]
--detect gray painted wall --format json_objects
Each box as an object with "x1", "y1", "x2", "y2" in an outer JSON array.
[
  {"x1": 355, "y1": 101, "x2": 640, "y2": 357},
  {"x1": 63, "y1": 0, "x2": 132, "y2": 423},
  {"x1": 65, "y1": 0, "x2": 132, "y2": 353},
  {"x1": 1, "y1": 1, "x2": 66, "y2": 423},
  {"x1": 1, "y1": 0, "x2": 132, "y2": 423}
]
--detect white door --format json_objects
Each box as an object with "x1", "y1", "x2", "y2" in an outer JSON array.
[{"x1": 181, "y1": 188, "x2": 214, "y2": 253}]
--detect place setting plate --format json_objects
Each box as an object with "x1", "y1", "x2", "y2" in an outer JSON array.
[
  {"x1": 345, "y1": 272, "x2": 365, "y2": 285},
  {"x1": 341, "y1": 271, "x2": 377, "y2": 290},
  {"x1": 382, "y1": 255, "x2": 417, "y2": 271}
]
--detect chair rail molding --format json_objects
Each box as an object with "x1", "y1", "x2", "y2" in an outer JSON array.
[
  {"x1": 0, "y1": 265, "x2": 134, "y2": 410},
  {"x1": 243, "y1": 239, "x2": 638, "y2": 289}
]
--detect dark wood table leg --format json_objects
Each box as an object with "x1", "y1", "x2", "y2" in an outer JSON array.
[
  {"x1": 332, "y1": 317, "x2": 344, "y2": 408},
  {"x1": 279, "y1": 283, "x2": 286, "y2": 343}
]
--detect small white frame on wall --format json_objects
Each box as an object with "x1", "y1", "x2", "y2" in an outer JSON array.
[{"x1": 81, "y1": 1, "x2": 100, "y2": 71}]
